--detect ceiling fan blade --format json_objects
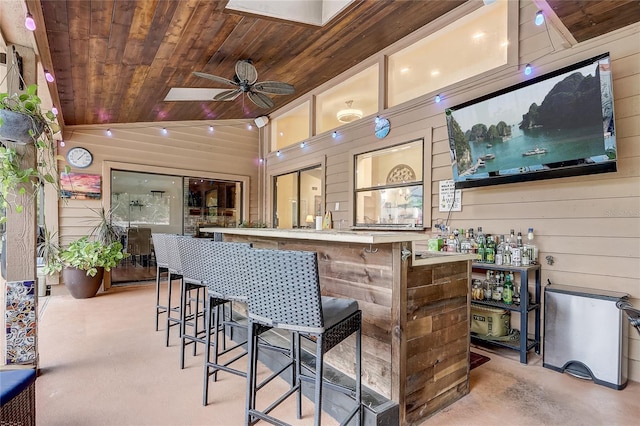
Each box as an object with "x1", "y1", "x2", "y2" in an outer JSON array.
[
  {"x1": 247, "y1": 91, "x2": 274, "y2": 109},
  {"x1": 214, "y1": 89, "x2": 242, "y2": 101},
  {"x1": 253, "y1": 81, "x2": 295, "y2": 95},
  {"x1": 235, "y1": 60, "x2": 258, "y2": 85},
  {"x1": 193, "y1": 71, "x2": 237, "y2": 87}
]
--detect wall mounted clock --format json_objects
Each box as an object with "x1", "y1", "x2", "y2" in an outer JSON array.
[
  {"x1": 66, "y1": 147, "x2": 93, "y2": 168},
  {"x1": 374, "y1": 117, "x2": 390, "y2": 139}
]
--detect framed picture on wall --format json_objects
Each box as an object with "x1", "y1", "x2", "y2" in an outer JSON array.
[{"x1": 60, "y1": 172, "x2": 101, "y2": 199}]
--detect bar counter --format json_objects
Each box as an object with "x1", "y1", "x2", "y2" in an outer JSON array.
[{"x1": 201, "y1": 227, "x2": 475, "y2": 425}]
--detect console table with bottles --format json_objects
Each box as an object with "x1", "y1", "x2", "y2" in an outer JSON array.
[{"x1": 470, "y1": 263, "x2": 541, "y2": 364}]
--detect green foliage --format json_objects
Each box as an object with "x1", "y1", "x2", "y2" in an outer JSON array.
[
  {"x1": 0, "y1": 84, "x2": 63, "y2": 221},
  {"x1": 47, "y1": 236, "x2": 127, "y2": 277}
]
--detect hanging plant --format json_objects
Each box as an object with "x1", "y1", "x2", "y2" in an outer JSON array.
[{"x1": 0, "y1": 84, "x2": 66, "y2": 223}]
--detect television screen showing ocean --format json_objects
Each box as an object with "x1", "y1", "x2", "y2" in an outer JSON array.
[{"x1": 457, "y1": 124, "x2": 611, "y2": 178}]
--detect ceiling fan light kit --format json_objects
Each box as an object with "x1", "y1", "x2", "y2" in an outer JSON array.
[{"x1": 193, "y1": 60, "x2": 294, "y2": 109}]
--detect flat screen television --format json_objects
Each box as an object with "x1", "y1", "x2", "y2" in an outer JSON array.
[{"x1": 446, "y1": 53, "x2": 616, "y2": 189}]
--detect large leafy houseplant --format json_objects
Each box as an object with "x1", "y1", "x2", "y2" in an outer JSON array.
[
  {"x1": 49, "y1": 236, "x2": 126, "y2": 278},
  {"x1": 0, "y1": 83, "x2": 64, "y2": 222}
]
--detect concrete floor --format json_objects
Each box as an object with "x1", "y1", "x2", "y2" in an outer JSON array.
[{"x1": 35, "y1": 282, "x2": 639, "y2": 426}]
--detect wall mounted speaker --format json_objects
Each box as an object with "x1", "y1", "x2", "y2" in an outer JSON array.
[{"x1": 254, "y1": 116, "x2": 269, "y2": 128}]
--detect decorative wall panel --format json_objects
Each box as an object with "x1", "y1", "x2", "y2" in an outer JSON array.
[{"x1": 5, "y1": 280, "x2": 37, "y2": 365}]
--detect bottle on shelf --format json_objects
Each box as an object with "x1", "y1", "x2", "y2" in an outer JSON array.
[
  {"x1": 503, "y1": 233, "x2": 512, "y2": 266},
  {"x1": 502, "y1": 272, "x2": 514, "y2": 304},
  {"x1": 512, "y1": 231, "x2": 523, "y2": 266},
  {"x1": 472, "y1": 279, "x2": 484, "y2": 301},
  {"x1": 525, "y1": 227, "x2": 538, "y2": 264},
  {"x1": 484, "y1": 270, "x2": 496, "y2": 300},
  {"x1": 507, "y1": 229, "x2": 518, "y2": 266},
  {"x1": 513, "y1": 278, "x2": 521, "y2": 305},
  {"x1": 469, "y1": 228, "x2": 476, "y2": 254},
  {"x1": 495, "y1": 235, "x2": 505, "y2": 266},
  {"x1": 485, "y1": 235, "x2": 496, "y2": 264},
  {"x1": 491, "y1": 270, "x2": 503, "y2": 302},
  {"x1": 460, "y1": 229, "x2": 473, "y2": 254},
  {"x1": 476, "y1": 226, "x2": 486, "y2": 263}
]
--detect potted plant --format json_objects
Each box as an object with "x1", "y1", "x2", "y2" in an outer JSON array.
[
  {"x1": 44, "y1": 236, "x2": 126, "y2": 299},
  {"x1": 0, "y1": 83, "x2": 64, "y2": 222}
]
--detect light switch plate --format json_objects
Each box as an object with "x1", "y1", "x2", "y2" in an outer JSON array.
[{"x1": 335, "y1": 202, "x2": 339, "y2": 211}]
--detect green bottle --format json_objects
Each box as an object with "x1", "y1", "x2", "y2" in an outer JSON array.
[{"x1": 502, "y1": 272, "x2": 514, "y2": 304}]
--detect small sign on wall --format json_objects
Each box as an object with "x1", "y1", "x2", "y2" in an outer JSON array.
[{"x1": 439, "y1": 179, "x2": 461, "y2": 212}]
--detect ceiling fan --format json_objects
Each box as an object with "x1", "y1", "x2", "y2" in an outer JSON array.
[{"x1": 193, "y1": 60, "x2": 295, "y2": 109}]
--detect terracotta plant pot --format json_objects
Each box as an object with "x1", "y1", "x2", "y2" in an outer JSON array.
[
  {"x1": 62, "y1": 266, "x2": 104, "y2": 299},
  {"x1": 0, "y1": 109, "x2": 45, "y2": 145}
]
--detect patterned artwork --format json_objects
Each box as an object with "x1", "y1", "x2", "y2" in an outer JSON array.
[{"x1": 5, "y1": 280, "x2": 37, "y2": 365}]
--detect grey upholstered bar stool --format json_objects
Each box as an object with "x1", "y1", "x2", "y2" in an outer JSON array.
[
  {"x1": 243, "y1": 248, "x2": 362, "y2": 426},
  {"x1": 164, "y1": 234, "x2": 205, "y2": 349},
  {"x1": 175, "y1": 235, "x2": 211, "y2": 368},
  {"x1": 150, "y1": 233, "x2": 170, "y2": 332},
  {"x1": 199, "y1": 239, "x2": 253, "y2": 406}
]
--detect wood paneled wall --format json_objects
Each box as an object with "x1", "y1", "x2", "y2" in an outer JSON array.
[
  {"x1": 56, "y1": 121, "x2": 259, "y2": 246},
  {"x1": 264, "y1": 1, "x2": 640, "y2": 381}
]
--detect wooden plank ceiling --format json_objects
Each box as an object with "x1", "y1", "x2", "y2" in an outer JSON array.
[{"x1": 29, "y1": 0, "x2": 640, "y2": 127}]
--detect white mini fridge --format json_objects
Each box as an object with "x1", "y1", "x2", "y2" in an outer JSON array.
[{"x1": 543, "y1": 284, "x2": 629, "y2": 390}]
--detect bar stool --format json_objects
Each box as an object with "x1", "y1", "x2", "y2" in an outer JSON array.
[
  {"x1": 164, "y1": 234, "x2": 204, "y2": 350},
  {"x1": 199, "y1": 239, "x2": 253, "y2": 406},
  {"x1": 150, "y1": 233, "x2": 170, "y2": 331},
  {"x1": 175, "y1": 236, "x2": 210, "y2": 368},
  {"x1": 243, "y1": 248, "x2": 362, "y2": 426}
]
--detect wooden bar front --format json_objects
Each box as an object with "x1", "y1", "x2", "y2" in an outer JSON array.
[{"x1": 210, "y1": 229, "x2": 472, "y2": 425}]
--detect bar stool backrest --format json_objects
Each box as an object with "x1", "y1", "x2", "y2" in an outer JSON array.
[
  {"x1": 200, "y1": 240, "x2": 252, "y2": 301},
  {"x1": 243, "y1": 249, "x2": 324, "y2": 333},
  {"x1": 151, "y1": 233, "x2": 169, "y2": 267},
  {"x1": 177, "y1": 237, "x2": 207, "y2": 284},
  {"x1": 164, "y1": 234, "x2": 185, "y2": 274}
]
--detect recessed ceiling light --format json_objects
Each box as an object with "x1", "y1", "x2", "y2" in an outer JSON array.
[{"x1": 431, "y1": 70, "x2": 440, "y2": 77}]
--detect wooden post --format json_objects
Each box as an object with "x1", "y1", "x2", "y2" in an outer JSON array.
[{"x1": 2, "y1": 44, "x2": 39, "y2": 367}]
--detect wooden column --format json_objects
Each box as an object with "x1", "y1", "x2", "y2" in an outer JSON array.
[{"x1": 2, "y1": 44, "x2": 39, "y2": 367}]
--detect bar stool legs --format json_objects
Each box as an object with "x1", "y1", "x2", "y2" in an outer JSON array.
[{"x1": 154, "y1": 263, "x2": 168, "y2": 331}]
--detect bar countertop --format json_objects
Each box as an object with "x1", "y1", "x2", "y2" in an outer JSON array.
[{"x1": 199, "y1": 227, "x2": 431, "y2": 244}]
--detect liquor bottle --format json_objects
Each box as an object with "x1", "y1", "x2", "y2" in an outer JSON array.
[
  {"x1": 482, "y1": 271, "x2": 492, "y2": 300},
  {"x1": 476, "y1": 226, "x2": 486, "y2": 263},
  {"x1": 485, "y1": 235, "x2": 496, "y2": 264},
  {"x1": 525, "y1": 227, "x2": 538, "y2": 264},
  {"x1": 502, "y1": 272, "x2": 514, "y2": 304},
  {"x1": 507, "y1": 229, "x2": 518, "y2": 266},
  {"x1": 495, "y1": 235, "x2": 505, "y2": 266},
  {"x1": 468, "y1": 228, "x2": 476, "y2": 254},
  {"x1": 446, "y1": 228, "x2": 459, "y2": 252},
  {"x1": 511, "y1": 231, "x2": 523, "y2": 266},
  {"x1": 503, "y1": 233, "x2": 512, "y2": 266},
  {"x1": 460, "y1": 230, "x2": 473, "y2": 254},
  {"x1": 491, "y1": 270, "x2": 503, "y2": 302}
]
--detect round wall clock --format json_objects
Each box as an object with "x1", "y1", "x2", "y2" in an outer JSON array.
[
  {"x1": 66, "y1": 147, "x2": 93, "y2": 168},
  {"x1": 375, "y1": 117, "x2": 390, "y2": 139}
]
